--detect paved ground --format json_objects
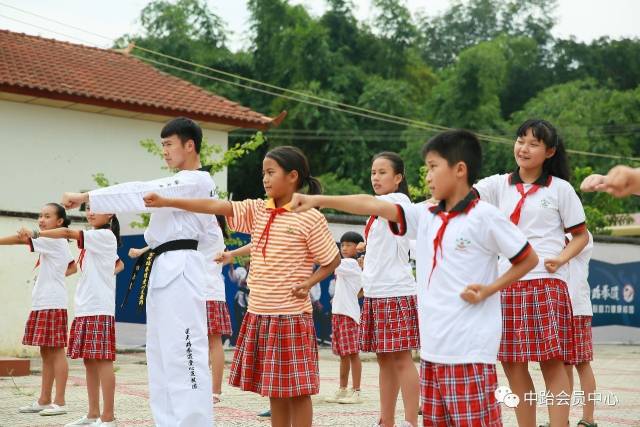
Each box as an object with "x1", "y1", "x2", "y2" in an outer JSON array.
[{"x1": 1, "y1": 345, "x2": 639, "y2": 426}]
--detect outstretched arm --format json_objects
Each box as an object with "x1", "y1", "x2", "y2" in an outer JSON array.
[
  {"x1": 215, "y1": 243, "x2": 251, "y2": 265},
  {"x1": 581, "y1": 166, "x2": 640, "y2": 197},
  {"x1": 0, "y1": 234, "x2": 28, "y2": 245},
  {"x1": 19, "y1": 227, "x2": 82, "y2": 241},
  {"x1": 143, "y1": 193, "x2": 234, "y2": 216},
  {"x1": 290, "y1": 193, "x2": 400, "y2": 222}
]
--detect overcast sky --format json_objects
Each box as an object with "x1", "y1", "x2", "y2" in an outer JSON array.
[{"x1": 0, "y1": 0, "x2": 637, "y2": 50}]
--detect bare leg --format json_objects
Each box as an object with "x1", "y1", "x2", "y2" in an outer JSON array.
[
  {"x1": 576, "y1": 362, "x2": 596, "y2": 424},
  {"x1": 540, "y1": 359, "x2": 570, "y2": 427},
  {"x1": 289, "y1": 395, "x2": 312, "y2": 427},
  {"x1": 393, "y1": 350, "x2": 419, "y2": 427},
  {"x1": 377, "y1": 353, "x2": 400, "y2": 427},
  {"x1": 502, "y1": 361, "x2": 536, "y2": 427},
  {"x1": 269, "y1": 397, "x2": 291, "y2": 427},
  {"x1": 51, "y1": 347, "x2": 68, "y2": 406},
  {"x1": 83, "y1": 359, "x2": 101, "y2": 419},
  {"x1": 209, "y1": 334, "x2": 225, "y2": 395},
  {"x1": 339, "y1": 356, "x2": 350, "y2": 389},
  {"x1": 96, "y1": 360, "x2": 115, "y2": 422},
  {"x1": 350, "y1": 353, "x2": 362, "y2": 390},
  {"x1": 38, "y1": 347, "x2": 53, "y2": 405}
]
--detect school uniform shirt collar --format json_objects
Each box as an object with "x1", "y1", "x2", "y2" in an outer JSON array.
[
  {"x1": 429, "y1": 190, "x2": 478, "y2": 215},
  {"x1": 265, "y1": 198, "x2": 293, "y2": 211},
  {"x1": 509, "y1": 169, "x2": 551, "y2": 187}
]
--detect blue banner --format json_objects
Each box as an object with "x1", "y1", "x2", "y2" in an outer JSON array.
[{"x1": 589, "y1": 260, "x2": 639, "y2": 327}]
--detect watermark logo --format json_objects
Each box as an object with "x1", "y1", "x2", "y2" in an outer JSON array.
[{"x1": 494, "y1": 386, "x2": 520, "y2": 408}]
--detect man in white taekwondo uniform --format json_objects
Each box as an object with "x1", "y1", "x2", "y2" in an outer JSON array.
[{"x1": 61, "y1": 118, "x2": 215, "y2": 426}]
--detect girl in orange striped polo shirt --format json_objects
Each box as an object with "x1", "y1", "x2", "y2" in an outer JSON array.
[{"x1": 143, "y1": 146, "x2": 341, "y2": 427}]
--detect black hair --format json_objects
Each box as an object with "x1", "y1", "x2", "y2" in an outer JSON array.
[
  {"x1": 96, "y1": 214, "x2": 121, "y2": 247},
  {"x1": 264, "y1": 146, "x2": 322, "y2": 195},
  {"x1": 161, "y1": 117, "x2": 203, "y2": 154},
  {"x1": 516, "y1": 119, "x2": 570, "y2": 181},
  {"x1": 372, "y1": 152, "x2": 410, "y2": 196},
  {"x1": 421, "y1": 130, "x2": 482, "y2": 186},
  {"x1": 46, "y1": 203, "x2": 71, "y2": 228},
  {"x1": 340, "y1": 231, "x2": 364, "y2": 245}
]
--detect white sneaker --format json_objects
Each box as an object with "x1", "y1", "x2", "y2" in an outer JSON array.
[
  {"x1": 64, "y1": 415, "x2": 99, "y2": 426},
  {"x1": 338, "y1": 389, "x2": 363, "y2": 404},
  {"x1": 39, "y1": 403, "x2": 67, "y2": 416},
  {"x1": 325, "y1": 387, "x2": 349, "y2": 403},
  {"x1": 92, "y1": 419, "x2": 117, "y2": 427},
  {"x1": 18, "y1": 401, "x2": 51, "y2": 413}
]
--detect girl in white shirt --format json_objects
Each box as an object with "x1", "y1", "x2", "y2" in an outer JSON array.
[
  {"x1": 474, "y1": 119, "x2": 589, "y2": 427},
  {"x1": 360, "y1": 152, "x2": 419, "y2": 427},
  {"x1": 21, "y1": 203, "x2": 122, "y2": 427},
  {"x1": 0, "y1": 203, "x2": 76, "y2": 417}
]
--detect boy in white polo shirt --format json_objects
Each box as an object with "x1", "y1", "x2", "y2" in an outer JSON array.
[{"x1": 290, "y1": 130, "x2": 539, "y2": 426}]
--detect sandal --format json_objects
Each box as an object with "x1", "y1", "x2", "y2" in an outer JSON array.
[
  {"x1": 578, "y1": 421, "x2": 597, "y2": 427},
  {"x1": 212, "y1": 393, "x2": 221, "y2": 404}
]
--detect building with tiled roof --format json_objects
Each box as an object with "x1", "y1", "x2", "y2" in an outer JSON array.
[
  {"x1": 0, "y1": 29, "x2": 282, "y2": 130},
  {"x1": 0, "y1": 29, "x2": 280, "y2": 352}
]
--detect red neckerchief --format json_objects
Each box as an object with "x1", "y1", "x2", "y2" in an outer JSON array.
[
  {"x1": 364, "y1": 215, "x2": 377, "y2": 241},
  {"x1": 428, "y1": 191, "x2": 479, "y2": 285},
  {"x1": 508, "y1": 171, "x2": 551, "y2": 225},
  {"x1": 256, "y1": 199, "x2": 291, "y2": 258},
  {"x1": 34, "y1": 256, "x2": 40, "y2": 270}
]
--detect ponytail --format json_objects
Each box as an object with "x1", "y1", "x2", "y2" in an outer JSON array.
[
  {"x1": 47, "y1": 202, "x2": 71, "y2": 228},
  {"x1": 216, "y1": 215, "x2": 230, "y2": 239},
  {"x1": 305, "y1": 175, "x2": 323, "y2": 195},
  {"x1": 110, "y1": 215, "x2": 121, "y2": 247},
  {"x1": 516, "y1": 119, "x2": 570, "y2": 181}
]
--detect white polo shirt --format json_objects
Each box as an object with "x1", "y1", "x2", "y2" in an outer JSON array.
[
  {"x1": 567, "y1": 231, "x2": 594, "y2": 316},
  {"x1": 331, "y1": 258, "x2": 363, "y2": 323},
  {"x1": 391, "y1": 192, "x2": 532, "y2": 364},
  {"x1": 74, "y1": 229, "x2": 119, "y2": 317},
  {"x1": 29, "y1": 237, "x2": 74, "y2": 311},
  {"x1": 474, "y1": 170, "x2": 586, "y2": 282},
  {"x1": 362, "y1": 192, "x2": 416, "y2": 298}
]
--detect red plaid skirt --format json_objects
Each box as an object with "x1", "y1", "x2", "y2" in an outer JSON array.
[
  {"x1": 331, "y1": 314, "x2": 360, "y2": 356},
  {"x1": 498, "y1": 278, "x2": 574, "y2": 362},
  {"x1": 22, "y1": 309, "x2": 68, "y2": 348},
  {"x1": 229, "y1": 312, "x2": 319, "y2": 398},
  {"x1": 359, "y1": 295, "x2": 419, "y2": 353},
  {"x1": 420, "y1": 361, "x2": 501, "y2": 427},
  {"x1": 206, "y1": 300, "x2": 232, "y2": 336},
  {"x1": 569, "y1": 316, "x2": 593, "y2": 364},
  {"x1": 67, "y1": 315, "x2": 116, "y2": 361}
]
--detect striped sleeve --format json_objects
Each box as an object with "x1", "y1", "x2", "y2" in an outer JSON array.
[
  {"x1": 306, "y1": 212, "x2": 339, "y2": 266},
  {"x1": 228, "y1": 199, "x2": 262, "y2": 234}
]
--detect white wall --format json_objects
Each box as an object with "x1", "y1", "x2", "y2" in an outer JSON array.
[
  {"x1": 0, "y1": 99, "x2": 229, "y2": 354},
  {"x1": 0, "y1": 100, "x2": 228, "y2": 214}
]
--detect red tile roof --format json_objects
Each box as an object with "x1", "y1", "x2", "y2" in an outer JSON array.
[{"x1": 0, "y1": 29, "x2": 283, "y2": 130}]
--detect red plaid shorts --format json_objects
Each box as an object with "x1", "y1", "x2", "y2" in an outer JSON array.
[
  {"x1": 420, "y1": 361, "x2": 502, "y2": 427},
  {"x1": 67, "y1": 315, "x2": 116, "y2": 361},
  {"x1": 568, "y1": 316, "x2": 593, "y2": 364},
  {"x1": 360, "y1": 295, "x2": 420, "y2": 353},
  {"x1": 206, "y1": 300, "x2": 232, "y2": 336},
  {"x1": 229, "y1": 312, "x2": 319, "y2": 398},
  {"x1": 22, "y1": 309, "x2": 68, "y2": 347},
  {"x1": 498, "y1": 278, "x2": 574, "y2": 362},
  {"x1": 331, "y1": 314, "x2": 360, "y2": 356}
]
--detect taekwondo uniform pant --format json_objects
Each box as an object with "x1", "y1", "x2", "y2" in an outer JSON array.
[{"x1": 146, "y1": 274, "x2": 213, "y2": 426}]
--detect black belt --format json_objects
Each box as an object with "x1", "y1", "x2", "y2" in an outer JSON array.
[{"x1": 121, "y1": 239, "x2": 198, "y2": 311}]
